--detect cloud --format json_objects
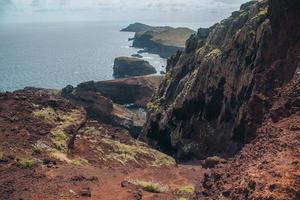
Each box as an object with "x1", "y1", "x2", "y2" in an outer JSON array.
[{"x1": 0, "y1": 0, "x2": 249, "y2": 23}]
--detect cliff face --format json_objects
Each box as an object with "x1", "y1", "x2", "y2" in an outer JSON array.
[
  {"x1": 113, "y1": 57, "x2": 157, "y2": 78},
  {"x1": 142, "y1": 0, "x2": 300, "y2": 159}
]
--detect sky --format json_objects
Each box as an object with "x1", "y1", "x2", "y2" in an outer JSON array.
[{"x1": 0, "y1": 0, "x2": 249, "y2": 26}]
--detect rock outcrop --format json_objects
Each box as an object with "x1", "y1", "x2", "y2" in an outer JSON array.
[
  {"x1": 62, "y1": 76, "x2": 162, "y2": 108},
  {"x1": 141, "y1": 0, "x2": 300, "y2": 160},
  {"x1": 61, "y1": 82, "x2": 143, "y2": 137},
  {"x1": 113, "y1": 57, "x2": 157, "y2": 78},
  {"x1": 86, "y1": 76, "x2": 163, "y2": 108},
  {"x1": 62, "y1": 76, "x2": 163, "y2": 136}
]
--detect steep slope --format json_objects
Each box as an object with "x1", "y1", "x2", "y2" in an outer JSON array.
[
  {"x1": 1, "y1": 89, "x2": 201, "y2": 200},
  {"x1": 141, "y1": 0, "x2": 300, "y2": 160},
  {"x1": 194, "y1": 69, "x2": 300, "y2": 199}
]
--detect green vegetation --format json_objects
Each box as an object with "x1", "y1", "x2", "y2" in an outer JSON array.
[
  {"x1": 33, "y1": 107, "x2": 57, "y2": 124},
  {"x1": 51, "y1": 129, "x2": 68, "y2": 151},
  {"x1": 179, "y1": 185, "x2": 195, "y2": 195},
  {"x1": 18, "y1": 158, "x2": 36, "y2": 168},
  {"x1": 33, "y1": 107, "x2": 80, "y2": 152},
  {"x1": 33, "y1": 142, "x2": 46, "y2": 154},
  {"x1": 129, "y1": 180, "x2": 168, "y2": 193},
  {"x1": 165, "y1": 72, "x2": 172, "y2": 85},
  {"x1": 147, "y1": 96, "x2": 165, "y2": 112},
  {"x1": 102, "y1": 138, "x2": 175, "y2": 167},
  {"x1": 258, "y1": 7, "x2": 268, "y2": 17},
  {"x1": 71, "y1": 158, "x2": 90, "y2": 166},
  {"x1": 205, "y1": 48, "x2": 222, "y2": 60}
]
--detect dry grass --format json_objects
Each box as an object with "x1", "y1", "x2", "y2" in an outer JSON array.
[
  {"x1": 150, "y1": 28, "x2": 195, "y2": 47},
  {"x1": 102, "y1": 138, "x2": 175, "y2": 167},
  {"x1": 178, "y1": 185, "x2": 195, "y2": 195},
  {"x1": 18, "y1": 158, "x2": 36, "y2": 168},
  {"x1": 33, "y1": 107, "x2": 81, "y2": 152},
  {"x1": 129, "y1": 179, "x2": 168, "y2": 193}
]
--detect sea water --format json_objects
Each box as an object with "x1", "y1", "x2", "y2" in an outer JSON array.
[{"x1": 0, "y1": 21, "x2": 167, "y2": 92}]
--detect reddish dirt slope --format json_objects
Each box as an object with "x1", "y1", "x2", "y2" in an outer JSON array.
[
  {"x1": 0, "y1": 89, "x2": 204, "y2": 200},
  {"x1": 194, "y1": 69, "x2": 300, "y2": 200}
]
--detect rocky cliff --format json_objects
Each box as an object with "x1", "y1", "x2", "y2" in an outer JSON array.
[
  {"x1": 113, "y1": 57, "x2": 157, "y2": 78},
  {"x1": 141, "y1": 0, "x2": 300, "y2": 160}
]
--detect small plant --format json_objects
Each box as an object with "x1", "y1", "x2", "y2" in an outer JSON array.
[
  {"x1": 71, "y1": 158, "x2": 90, "y2": 166},
  {"x1": 33, "y1": 142, "x2": 47, "y2": 154},
  {"x1": 129, "y1": 179, "x2": 168, "y2": 193},
  {"x1": 33, "y1": 107, "x2": 57, "y2": 124},
  {"x1": 147, "y1": 96, "x2": 165, "y2": 112},
  {"x1": 19, "y1": 159, "x2": 36, "y2": 168},
  {"x1": 205, "y1": 48, "x2": 222, "y2": 60},
  {"x1": 51, "y1": 129, "x2": 68, "y2": 151},
  {"x1": 178, "y1": 185, "x2": 195, "y2": 195},
  {"x1": 257, "y1": 7, "x2": 268, "y2": 17}
]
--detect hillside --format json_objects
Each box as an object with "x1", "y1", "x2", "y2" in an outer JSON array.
[{"x1": 0, "y1": 89, "x2": 203, "y2": 200}]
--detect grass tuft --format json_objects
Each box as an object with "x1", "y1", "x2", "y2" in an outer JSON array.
[
  {"x1": 18, "y1": 159, "x2": 36, "y2": 168},
  {"x1": 178, "y1": 185, "x2": 195, "y2": 195},
  {"x1": 33, "y1": 107, "x2": 57, "y2": 124},
  {"x1": 71, "y1": 158, "x2": 90, "y2": 166},
  {"x1": 129, "y1": 179, "x2": 168, "y2": 193},
  {"x1": 33, "y1": 142, "x2": 46, "y2": 154},
  {"x1": 102, "y1": 139, "x2": 175, "y2": 167}
]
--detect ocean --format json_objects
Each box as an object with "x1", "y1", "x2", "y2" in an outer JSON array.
[{"x1": 0, "y1": 21, "x2": 168, "y2": 92}]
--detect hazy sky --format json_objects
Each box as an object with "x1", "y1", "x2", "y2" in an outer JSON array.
[{"x1": 0, "y1": 0, "x2": 249, "y2": 26}]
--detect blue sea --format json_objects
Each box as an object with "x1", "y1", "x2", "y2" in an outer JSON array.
[{"x1": 0, "y1": 21, "x2": 169, "y2": 92}]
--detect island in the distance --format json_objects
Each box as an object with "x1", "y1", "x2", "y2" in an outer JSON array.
[{"x1": 121, "y1": 22, "x2": 196, "y2": 58}]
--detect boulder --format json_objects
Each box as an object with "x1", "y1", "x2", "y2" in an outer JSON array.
[{"x1": 113, "y1": 57, "x2": 156, "y2": 78}]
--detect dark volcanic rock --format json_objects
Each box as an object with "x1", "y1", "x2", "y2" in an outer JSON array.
[
  {"x1": 62, "y1": 81, "x2": 113, "y2": 121},
  {"x1": 63, "y1": 76, "x2": 162, "y2": 108},
  {"x1": 91, "y1": 76, "x2": 163, "y2": 108},
  {"x1": 113, "y1": 57, "x2": 156, "y2": 78},
  {"x1": 80, "y1": 188, "x2": 91, "y2": 197},
  {"x1": 131, "y1": 54, "x2": 143, "y2": 58},
  {"x1": 141, "y1": 0, "x2": 300, "y2": 159}
]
